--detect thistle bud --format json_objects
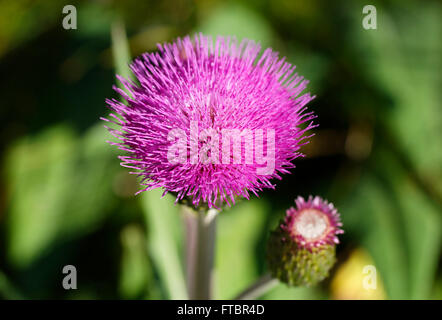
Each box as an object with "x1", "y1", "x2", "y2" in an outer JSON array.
[{"x1": 267, "y1": 196, "x2": 344, "y2": 287}]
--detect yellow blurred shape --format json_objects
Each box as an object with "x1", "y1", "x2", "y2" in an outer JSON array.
[{"x1": 331, "y1": 248, "x2": 386, "y2": 300}]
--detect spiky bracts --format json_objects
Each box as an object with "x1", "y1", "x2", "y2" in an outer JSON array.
[{"x1": 267, "y1": 196, "x2": 343, "y2": 286}]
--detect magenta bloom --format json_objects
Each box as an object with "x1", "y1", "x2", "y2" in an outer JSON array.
[
  {"x1": 281, "y1": 196, "x2": 344, "y2": 250},
  {"x1": 103, "y1": 33, "x2": 316, "y2": 209}
]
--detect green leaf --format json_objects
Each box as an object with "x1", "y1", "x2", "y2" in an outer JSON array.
[
  {"x1": 198, "y1": 3, "x2": 275, "y2": 48},
  {"x1": 341, "y1": 1, "x2": 442, "y2": 299},
  {"x1": 347, "y1": 2, "x2": 442, "y2": 196},
  {"x1": 119, "y1": 224, "x2": 156, "y2": 299},
  {"x1": 5, "y1": 126, "x2": 77, "y2": 268},
  {"x1": 4, "y1": 124, "x2": 120, "y2": 269},
  {"x1": 339, "y1": 172, "x2": 408, "y2": 299},
  {"x1": 214, "y1": 199, "x2": 268, "y2": 299},
  {"x1": 111, "y1": 18, "x2": 132, "y2": 82},
  {"x1": 374, "y1": 150, "x2": 442, "y2": 299},
  {"x1": 340, "y1": 149, "x2": 442, "y2": 299},
  {"x1": 140, "y1": 189, "x2": 188, "y2": 299},
  {"x1": 59, "y1": 124, "x2": 120, "y2": 235}
]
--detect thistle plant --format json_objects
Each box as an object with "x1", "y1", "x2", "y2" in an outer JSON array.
[{"x1": 103, "y1": 32, "x2": 339, "y2": 300}]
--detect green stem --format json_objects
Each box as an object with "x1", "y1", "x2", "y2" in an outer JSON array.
[
  {"x1": 234, "y1": 273, "x2": 278, "y2": 300},
  {"x1": 110, "y1": 18, "x2": 132, "y2": 81},
  {"x1": 184, "y1": 207, "x2": 218, "y2": 300}
]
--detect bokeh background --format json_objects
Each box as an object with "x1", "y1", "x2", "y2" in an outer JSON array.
[{"x1": 0, "y1": 0, "x2": 441, "y2": 300}]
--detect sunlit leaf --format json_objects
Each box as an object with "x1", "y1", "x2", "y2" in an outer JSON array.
[
  {"x1": 119, "y1": 224, "x2": 157, "y2": 299},
  {"x1": 140, "y1": 189, "x2": 188, "y2": 299},
  {"x1": 198, "y1": 3, "x2": 275, "y2": 48},
  {"x1": 214, "y1": 199, "x2": 268, "y2": 299}
]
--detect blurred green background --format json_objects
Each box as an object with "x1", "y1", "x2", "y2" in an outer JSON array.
[{"x1": 0, "y1": 0, "x2": 441, "y2": 300}]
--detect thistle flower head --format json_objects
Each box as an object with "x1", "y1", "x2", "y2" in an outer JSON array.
[
  {"x1": 282, "y1": 195, "x2": 344, "y2": 250},
  {"x1": 103, "y1": 33, "x2": 316, "y2": 209},
  {"x1": 267, "y1": 196, "x2": 343, "y2": 286}
]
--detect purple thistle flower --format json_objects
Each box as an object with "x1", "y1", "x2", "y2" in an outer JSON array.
[
  {"x1": 281, "y1": 195, "x2": 344, "y2": 250},
  {"x1": 103, "y1": 33, "x2": 317, "y2": 209}
]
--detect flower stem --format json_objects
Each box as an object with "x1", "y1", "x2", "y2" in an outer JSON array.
[
  {"x1": 184, "y1": 207, "x2": 218, "y2": 300},
  {"x1": 234, "y1": 273, "x2": 278, "y2": 300}
]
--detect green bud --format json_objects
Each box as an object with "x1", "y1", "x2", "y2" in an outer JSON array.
[
  {"x1": 266, "y1": 196, "x2": 343, "y2": 287},
  {"x1": 267, "y1": 227, "x2": 336, "y2": 287}
]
